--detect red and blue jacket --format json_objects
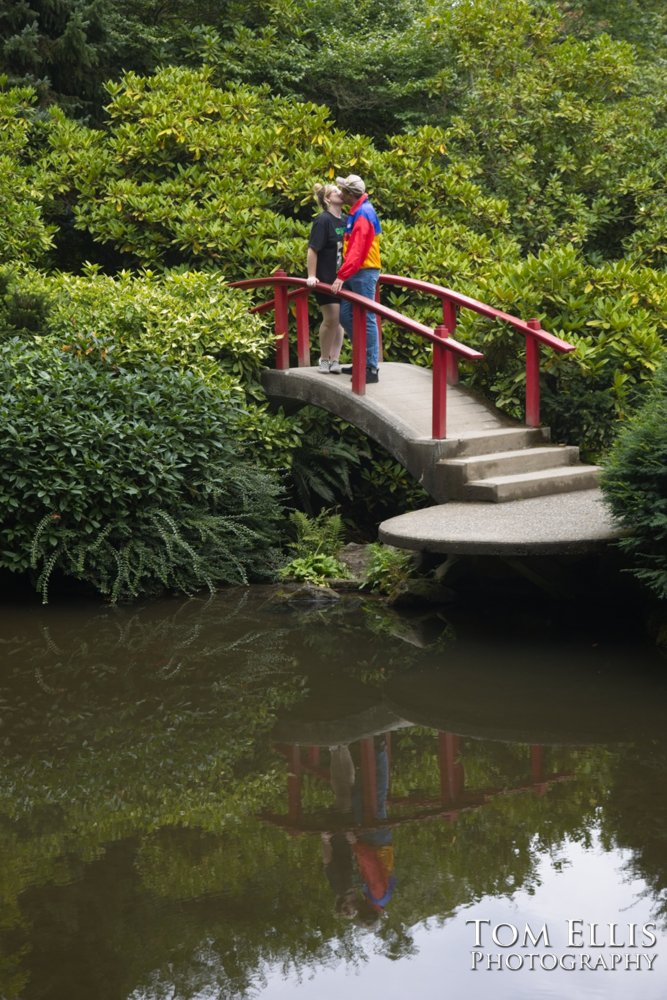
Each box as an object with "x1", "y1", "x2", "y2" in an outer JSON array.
[{"x1": 337, "y1": 194, "x2": 382, "y2": 280}]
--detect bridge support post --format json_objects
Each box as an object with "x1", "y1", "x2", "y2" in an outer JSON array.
[
  {"x1": 274, "y1": 270, "x2": 290, "y2": 370},
  {"x1": 432, "y1": 323, "x2": 449, "y2": 438},
  {"x1": 526, "y1": 319, "x2": 541, "y2": 426}
]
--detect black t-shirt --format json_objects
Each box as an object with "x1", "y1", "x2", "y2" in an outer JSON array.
[{"x1": 308, "y1": 211, "x2": 346, "y2": 283}]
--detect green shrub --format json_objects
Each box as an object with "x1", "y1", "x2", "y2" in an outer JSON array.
[
  {"x1": 286, "y1": 408, "x2": 371, "y2": 514},
  {"x1": 278, "y1": 553, "x2": 347, "y2": 586},
  {"x1": 362, "y1": 543, "x2": 414, "y2": 598},
  {"x1": 0, "y1": 340, "x2": 284, "y2": 601},
  {"x1": 42, "y1": 67, "x2": 368, "y2": 273},
  {"x1": 0, "y1": 264, "x2": 306, "y2": 471},
  {"x1": 0, "y1": 265, "x2": 273, "y2": 384},
  {"x1": 457, "y1": 246, "x2": 667, "y2": 455},
  {"x1": 601, "y1": 357, "x2": 667, "y2": 600},
  {"x1": 0, "y1": 86, "x2": 54, "y2": 264}
]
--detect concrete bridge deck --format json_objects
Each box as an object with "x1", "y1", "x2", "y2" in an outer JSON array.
[{"x1": 262, "y1": 362, "x2": 623, "y2": 554}]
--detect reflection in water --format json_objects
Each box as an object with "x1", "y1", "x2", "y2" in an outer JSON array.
[{"x1": 0, "y1": 588, "x2": 666, "y2": 999}]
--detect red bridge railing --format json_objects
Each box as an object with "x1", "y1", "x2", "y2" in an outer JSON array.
[
  {"x1": 377, "y1": 274, "x2": 575, "y2": 428},
  {"x1": 232, "y1": 270, "x2": 482, "y2": 439},
  {"x1": 231, "y1": 270, "x2": 575, "y2": 439}
]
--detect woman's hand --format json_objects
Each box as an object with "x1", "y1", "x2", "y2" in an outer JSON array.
[{"x1": 306, "y1": 275, "x2": 319, "y2": 287}]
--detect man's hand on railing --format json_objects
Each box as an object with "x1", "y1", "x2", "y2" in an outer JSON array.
[{"x1": 331, "y1": 278, "x2": 343, "y2": 294}]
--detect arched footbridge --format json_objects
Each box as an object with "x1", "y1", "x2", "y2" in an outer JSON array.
[{"x1": 232, "y1": 272, "x2": 624, "y2": 556}]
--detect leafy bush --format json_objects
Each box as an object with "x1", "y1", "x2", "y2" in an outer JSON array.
[
  {"x1": 41, "y1": 67, "x2": 365, "y2": 273},
  {"x1": 0, "y1": 340, "x2": 284, "y2": 600},
  {"x1": 0, "y1": 86, "x2": 54, "y2": 264},
  {"x1": 363, "y1": 543, "x2": 414, "y2": 597},
  {"x1": 37, "y1": 66, "x2": 515, "y2": 277},
  {"x1": 456, "y1": 246, "x2": 667, "y2": 455},
  {"x1": 287, "y1": 407, "x2": 371, "y2": 515},
  {"x1": 601, "y1": 357, "x2": 667, "y2": 599},
  {"x1": 0, "y1": 263, "x2": 306, "y2": 470},
  {"x1": 0, "y1": 265, "x2": 272, "y2": 383}
]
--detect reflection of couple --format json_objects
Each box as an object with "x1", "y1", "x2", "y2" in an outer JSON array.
[{"x1": 321, "y1": 738, "x2": 395, "y2": 925}]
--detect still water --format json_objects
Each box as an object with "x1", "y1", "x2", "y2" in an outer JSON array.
[{"x1": 1, "y1": 586, "x2": 666, "y2": 1000}]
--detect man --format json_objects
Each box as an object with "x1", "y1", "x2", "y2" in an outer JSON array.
[{"x1": 330, "y1": 174, "x2": 382, "y2": 383}]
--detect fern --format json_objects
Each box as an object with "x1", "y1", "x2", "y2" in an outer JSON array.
[{"x1": 289, "y1": 509, "x2": 345, "y2": 560}]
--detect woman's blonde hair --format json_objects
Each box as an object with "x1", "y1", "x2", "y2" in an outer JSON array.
[{"x1": 313, "y1": 182, "x2": 338, "y2": 210}]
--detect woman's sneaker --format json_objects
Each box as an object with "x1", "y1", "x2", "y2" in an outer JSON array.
[
  {"x1": 329, "y1": 360, "x2": 342, "y2": 374},
  {"x1": 317, "y1": 358, "x2": 331, "y2": 373}
]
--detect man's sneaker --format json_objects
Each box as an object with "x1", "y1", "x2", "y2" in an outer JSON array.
[
  {"x1": 340, "y1": 365, "x2": 379, "y2": 382},
  {"x1": 329, "y1": 360, "x2": 342, "y2": 374},
  {"x1": 317, "y1": 358, "x2": 331, "y2": 373}
]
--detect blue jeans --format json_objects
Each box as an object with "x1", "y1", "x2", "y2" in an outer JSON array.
[{"x1": 340, "y1": 268, "x2": 380, "y2": 370}]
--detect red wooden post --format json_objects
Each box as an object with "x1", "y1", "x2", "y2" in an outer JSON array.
[
  {"x1": 359, "y1": 738, "x2": 378, "y2": 826},
  {"x1": 274, "y1": 270, "x2": 290, "y2": 370},
  {"x1": 432, "y1": 323, "x2": 449, "y2": 439},
  {"x1": 375, "y1": 281, "x2": 383, "y2": 363},
  {"x1": 295, "y1": 289, "x2": 310, "y2": 368},
  {"x1": 530, "y1": 744, "x2": 548, "y2": 796},
  {"x1": 308, "y1": 746, "x2": 321, "y2": 767},
  {"x1": 526, "y1": 318, "x2": 542, "y2": 427},
  {"x1": 442, "y1": 299, "x2": 459, "y2": 385},
  {"x1": 530, "y1": 745, "x2": 545, "y2": 783},
  {"x1": 352, "y1": 302, "x2": 367, "y2": 395},
  {"x1": 438, "y1": 732, "x2": 464, "y2": 806}
]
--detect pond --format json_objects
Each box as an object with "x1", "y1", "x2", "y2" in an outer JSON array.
[{"x1": 1, "y1": 585, "x2": 666, "y2": 1000}]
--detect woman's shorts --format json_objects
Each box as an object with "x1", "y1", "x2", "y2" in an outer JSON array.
[{"x1": 315, "y1": 290, "x2": 340, "y2": 306}]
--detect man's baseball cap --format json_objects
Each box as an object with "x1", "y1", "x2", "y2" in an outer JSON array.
[{"x1": 336, "y1": 174, "x2": 366, "y2": 196}]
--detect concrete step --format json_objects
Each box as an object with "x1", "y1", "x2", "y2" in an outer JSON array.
[
  {"x1": 452, "y1": 426, "x2": 550, "y2": 456},
  {"x1": 444, "y1": 445, "x2": 581, "y2": 486},
  {"x1": 464, "y1": 464, "x2": 601, "y2": 502}
]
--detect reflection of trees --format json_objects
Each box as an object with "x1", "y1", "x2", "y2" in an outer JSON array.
[
  {"x1": 0, "y1": 590, "x2": 630, "y2": 1000},
  {"x1": 0, "y1": 589, "x2": 448, "y2": 998},
  {"x1": 5, "y1": 743, "x2": 614, "y2": 1000},
  {"x1": 601, "y1": 739, "x2": 667, "y2": 925},
  {"x1": 0, "y1": 591, "x2": 306, "y2": 997}
]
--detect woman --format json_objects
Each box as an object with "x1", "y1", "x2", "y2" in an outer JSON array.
[{"x1": 306, "y1": 183, "x2": 346, "y2": 374}]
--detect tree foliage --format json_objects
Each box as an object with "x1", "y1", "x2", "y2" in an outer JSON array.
[
  {"x1": 0, "y1": 596, "x2": 619, "y2": 997},
  {"x1": 0, "y1": 85, "x2": 54, "y2": 264},
  {"x1": 0, "y1": 0, "x2": 111, "y2": 116}
]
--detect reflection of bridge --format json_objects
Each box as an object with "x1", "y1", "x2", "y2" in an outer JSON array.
[
  {"x1": 264, "y1": 732, "x2": 572, "y2": 836},
  {"x1": 233, "y1": 272, "x2": 622, "y2": 555}
]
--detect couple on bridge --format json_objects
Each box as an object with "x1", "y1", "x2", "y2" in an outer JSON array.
[{"x1": 306, "y1": 173, "x2": 382, "y2": 383}]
